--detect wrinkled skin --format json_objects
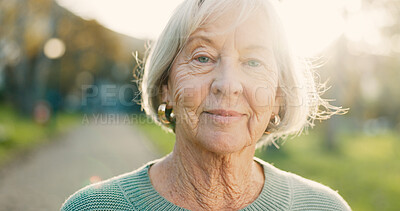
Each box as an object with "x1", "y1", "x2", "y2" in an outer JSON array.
[
  {"x1": 150, "y1": 8, "x2": 281, "y2": 210},
  {"x1": 165, "y1": 12, "x2": 279, "y2": 154}
]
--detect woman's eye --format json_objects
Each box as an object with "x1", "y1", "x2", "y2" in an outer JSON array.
[
  {"x1": 247, "y1": 60, "x2": 261, "y2": 67},
  {"x1": 197, "y1": 56, "x2": 210, "y2": 63}
]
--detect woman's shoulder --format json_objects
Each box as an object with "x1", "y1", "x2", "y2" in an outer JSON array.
[
  {"x1": 60, "y1": 163, "x2": 152, "y2": 211},
  {"x1": 254, "y1": 157, "x2": 351, "y2": 211}
]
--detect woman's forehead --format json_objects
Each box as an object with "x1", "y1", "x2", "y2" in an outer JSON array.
[{"x1": 188, "y1": 9, "x2": 273, "y2": 50}]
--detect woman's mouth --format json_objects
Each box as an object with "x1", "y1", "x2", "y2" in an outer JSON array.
[{"x1": 203, "y1": 109, "x2": 245, "y2": 124}]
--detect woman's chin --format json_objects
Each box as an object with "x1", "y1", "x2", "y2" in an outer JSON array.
[{"x1": 195, "y1": 130, "x2": 250, "y2": 155}]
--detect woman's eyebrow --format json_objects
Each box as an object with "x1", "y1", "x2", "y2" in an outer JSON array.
[
  {"x1": 243, "y1": 45, "x2": 272, "y2": 53},
  {"x1": 187, "y1": 35, "x2": 215, "y2": 46}
]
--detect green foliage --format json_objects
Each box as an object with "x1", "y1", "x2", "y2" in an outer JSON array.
[
  {"x1": 137, "y1": 121, "x2": 400, "y2": 211},
  {"x1": 0, "y1": 104, "x2": 79, "y2": 167}
]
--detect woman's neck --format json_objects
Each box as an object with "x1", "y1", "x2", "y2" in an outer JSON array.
[{"x1": 149, "y1": 134, "x2": 265, "y2": 210}]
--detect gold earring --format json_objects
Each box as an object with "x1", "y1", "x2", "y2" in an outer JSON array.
[
  {"x1": 158, "y1": 103, "x2": 175, "y2": 125},
  {"x1": 264, "y1": 113, "x2": 281, "y2": 135}
]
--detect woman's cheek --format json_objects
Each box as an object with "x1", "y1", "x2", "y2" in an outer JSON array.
[
  {"x1": 171, "y1": 64, "x2": 208, "y2": 108},
  {"x1": 172, "y1": 77, "x2": 202, "y2": 109},
  {"x1": 246, "y1": 84, "x2": 275, "y2": 142},
  {"x1": 252, "y1": 84, "x2": 276, "y2": 111},
  {"x1": 170, "y1": 69, "x2": 207, "y2": 130}
]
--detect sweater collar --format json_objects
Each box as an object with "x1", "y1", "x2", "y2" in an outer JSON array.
[{"x1": 118, "y1": 158, "x2": 291, "y2": 210}]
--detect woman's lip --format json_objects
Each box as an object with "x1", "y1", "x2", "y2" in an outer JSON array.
[
  {"x1": 204, "y1": 109, "x2": 244, "y2": 117},
  {"x1": 202, "y1": 110, "x2": 244, "y2": 125}
]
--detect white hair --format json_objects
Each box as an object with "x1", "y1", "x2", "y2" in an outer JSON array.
[{"x1": 139, "y1": 0, "x2": 347, "y2": 147}]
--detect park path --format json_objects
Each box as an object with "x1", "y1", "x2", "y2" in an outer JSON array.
[{"x1": 0, "y1": 121, "x2": 160, "y2": 211}]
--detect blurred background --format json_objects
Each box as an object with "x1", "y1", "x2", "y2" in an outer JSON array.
[{"x1": 0, "y1": 0, "x2": 399, "y2": 210}]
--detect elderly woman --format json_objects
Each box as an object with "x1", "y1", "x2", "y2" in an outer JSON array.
[{"x1": 61, "y1": 0, "x2": 350, "y2": 210}]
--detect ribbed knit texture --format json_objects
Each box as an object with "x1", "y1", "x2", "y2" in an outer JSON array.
[{"x1": 61, "y1": 158, "x2": 351, "y2": 210}]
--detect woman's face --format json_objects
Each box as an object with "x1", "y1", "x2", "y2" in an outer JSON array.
[{"x1": 164, "y1": 9, "x2": 280, "y2": 154}]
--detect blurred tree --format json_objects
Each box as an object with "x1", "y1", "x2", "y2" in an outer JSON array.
[
  {"x1": 316, "y1": 0, "x2": 400, "y2": 149},
  {"x1": 0, "y1": 0, "x2": 146, "y2": 116}
]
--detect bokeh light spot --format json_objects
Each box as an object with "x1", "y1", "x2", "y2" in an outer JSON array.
[{"x1": 44, "y1": 38, "x2": 66, "y2": 59}]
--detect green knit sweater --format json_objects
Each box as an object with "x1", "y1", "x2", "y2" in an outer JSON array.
[{"x1": 61, "y1": 158, "x2": 351, "y2": 210}]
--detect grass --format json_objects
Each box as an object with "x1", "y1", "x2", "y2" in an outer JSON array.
[
  {"x1": 0, "y1": 104, "x2": 80, "y2": 167},
  {"x1": 136, "y1": 118, "x2": 400, "y2": 211},
  {"x1": 256, "y1": 132, "x2": 400, "y2": 211}
]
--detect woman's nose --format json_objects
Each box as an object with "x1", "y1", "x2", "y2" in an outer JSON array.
[{"x1": 211, "y1": 59, "x2": 243, "y2": 97}]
